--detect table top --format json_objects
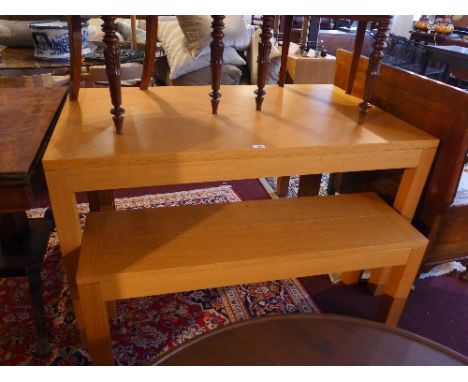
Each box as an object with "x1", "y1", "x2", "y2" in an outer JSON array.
[
  {"x1": 43, "y1": 84, "x2": 438, "y2": 172},
  {"x1": 426, "y1": 44, "x2": 468, "y2": 55},
  {"x1": 0, "y1": 48, "x2": 73, "y2": 70},
  {"x1": 155, "y1": 313, "x2": 468, "y2": 366},
  {"x1": 410, "y1": 31, "x2": 468, "y2": 48},
  {"x1": 0, "y1": 87, "x2": 67, "y2": 185}
]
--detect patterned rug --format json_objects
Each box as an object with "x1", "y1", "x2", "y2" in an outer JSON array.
[{"x1": 0, "y1": 185, "x2": 320, "y2": 366}]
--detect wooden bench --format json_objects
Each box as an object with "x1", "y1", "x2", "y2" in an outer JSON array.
[{"x1": 77, "y1": 192, "x2": 428, "y2": 365}]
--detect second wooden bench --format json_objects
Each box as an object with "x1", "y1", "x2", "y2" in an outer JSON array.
[{"x1": 77, "y1": 192, "x2": 428, "y2": 365}]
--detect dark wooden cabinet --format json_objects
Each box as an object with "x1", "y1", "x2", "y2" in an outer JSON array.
[{"x1": 333, "y1": 49, "x2": 468, "y2": 266}]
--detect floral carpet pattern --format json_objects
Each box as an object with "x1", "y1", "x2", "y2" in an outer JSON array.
[
  {"x1": 0, "y1": 185, "x2": 319, "y2": 366},
  {"x1": 264, "y1": 174, "x2": 330, "y2": 198}
]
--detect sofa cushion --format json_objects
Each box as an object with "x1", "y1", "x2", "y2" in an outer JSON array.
[
  {"x1": 176, "y1": 15, "x2": 250, "y2": 58},
  {"x1": 158, "y1": 20, "x2": 245, "y2": 80}
]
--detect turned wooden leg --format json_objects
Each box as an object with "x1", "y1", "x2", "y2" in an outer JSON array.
[
  {"x1": 297, "y1": 174, "x2": 322, "y2": 197},
  {"x1": 255, "y1": 15, "x2": 275, "y2": 111},
  {"x1": 359, "y1": 17, "x2": 392, "y2": 113},
  {"x1": 140, "y1": 16, "x2": 158, "y2": 90},
  {"x1": 67, "y1": 16, "x2": 82, "y2": 101},
  {"x1": 376, "y1": 246, "x2": 425, "y2": 326},
  {"x1": 276, "y1": 176, "x2": 290, "y2": 197},
  {"x1": 210, "y1": 15, "x2": 225, "y2": 115},
  {"x1": 278, "y1": 15, "x2": 293, "y2": 87},
  {"x1": 346, "y1": 20, "x2": 367, "y2": 94},
  {"x1": 79, "y1": 283, "x2": 113, "y2": 365},
  {"x1": 101, "y1": 16, "x2": 124, "y2": 134}
]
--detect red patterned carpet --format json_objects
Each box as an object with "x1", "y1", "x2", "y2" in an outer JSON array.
[{"x1": 0, "y1": 185, "x2": 319, "y2": 365}]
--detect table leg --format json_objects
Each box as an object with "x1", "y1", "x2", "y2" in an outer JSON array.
[
  {"x1": 140, "y1": 16, "x2": 158, "y2": 90},
  {"x1": 419, "y1": 48, "x2": 430, "y2": 76},
  {"x1": 346, "y1": 20, "x2": 367, "y2": 94},
  {"x1": 376, "y1": 246, "x2": 426, "y2": 326},
  {"x1": 26, "y1": 265, "x2": 51, "y2": 357},
  {"x1": 101, "y1": 16, "x2": 124, "y2": 134},
  {"x1": 341, "y1": 270, "x2": 362, "y2": 285},
  {"x1": 45, "y1": 171, "x2": 85, "y2": 339},
  {"x1": 441, "y1": 64, "x2": 451, "y2": 83},
  {"x1": 0, "y1": 212, "x2": 29, "y2": 254},
  {"x1": 67, "y1": 16, "x2": 82, "y2": 101},
  {"x1": 79, "y1": 283, "x2": 114, "y2": 365},
  {"x1": 297, "y1": 174, "x2": 322, "y2": 197},
  {"x1": 368, "y1": 147, "x2": 437, "y2": 295}
]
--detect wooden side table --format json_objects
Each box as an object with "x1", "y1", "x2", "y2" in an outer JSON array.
[
  {"x1": 0, "y1": 87, "x2": 67, "y2": 356},
  {"x1": 286, "y1": 51, "x2": 336, "y2": 84},
  {"x1": 420, "y1": 45, "x2": 468, "y2": 83}
]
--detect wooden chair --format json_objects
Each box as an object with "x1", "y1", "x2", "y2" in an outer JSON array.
[
  {"x1": 275, "y1": 16, "x2": 393, "y2": 197},
  {"x1": 209, "y1": 15, "x2": 277, "y2": 114},
  {"x1": 67, "y1": 15, "x2": 159, "y2": 134}
]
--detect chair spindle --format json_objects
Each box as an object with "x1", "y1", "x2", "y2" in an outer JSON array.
[
  {"x1": 210, "y1": 15, "x2": 225, "y2": 115},
  {"x1": 359, "y1": 17, "x2": 392, "y2": 113},
  {"x1": 102, "y1": 16, "x2": 124, "y2": 134},
  {"x1": 140, "y1": 16, "x2": 158, "y2": 90},
  {"x1": 278, "y1": 15, "x2": 293, "y2": 87},
  {"x1": 255, "y1": 15, "x2": 275, "y2": 111}
]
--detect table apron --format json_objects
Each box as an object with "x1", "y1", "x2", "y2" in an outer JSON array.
[{"x1": 50, "y1": 148, "x2": 426, "y2": 192}]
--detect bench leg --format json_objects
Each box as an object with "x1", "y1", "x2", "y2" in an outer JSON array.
[
  {"x1": 341, "y1": 270, "x2": 362, "y2": 286},
  {"x1": 376, "y1": 246, "x2": 425, "y2": 326},
  {"x1": 367, "y1": 267, "x2": 392, "y2": 295},
  {"x1": 370, "y1": 148, "x2": 436, "y2": 296},
  {"x1": 106, "y1": 301, "x2": 117, "y2": 317},
  {"x1": 79, "y1": 283, "x2": 114, "y2": 365}
]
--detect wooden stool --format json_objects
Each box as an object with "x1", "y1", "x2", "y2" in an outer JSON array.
[
  {"x1": 77, "y1": 193, "x2": 428, "y2": 365},
  {"x1": 276, "y1": 15, "x2": 393, "y2": 199}
]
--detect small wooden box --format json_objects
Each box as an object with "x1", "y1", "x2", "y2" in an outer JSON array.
[{"x1": 287, "y1": 50, "x2": 336, "y2": 84}]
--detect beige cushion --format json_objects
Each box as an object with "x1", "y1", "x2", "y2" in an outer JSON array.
[
  {"x1": 158, "y1": 21, "x2": 245, "y2": 80},
  {"x1": 176, "y1": 15, "x2": 250, "y2": 58},
  {"x1": 171, "y1": 64, "x2": 242, "y2": 86},
  {"x1": 115, "y1": 19, "x2": 146, "y2": 43}
]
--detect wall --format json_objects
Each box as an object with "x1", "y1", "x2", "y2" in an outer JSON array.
[{"x1": 390, "y1": 15, "x2": 415, "y2": 39}]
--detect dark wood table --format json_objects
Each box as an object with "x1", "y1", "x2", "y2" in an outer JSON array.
[
  {"x1": 0, "y1": 87, "x2": 67, "y2": 356},
  {"x1": 420, "y1": 45, "x2": 468, "y2": 82},
  {"x1": 410, "y1": 31, "x2": 468, "y2": 48},
  {"x1": 155, "y1": 314, "x2": 468, "y2": 366}
]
